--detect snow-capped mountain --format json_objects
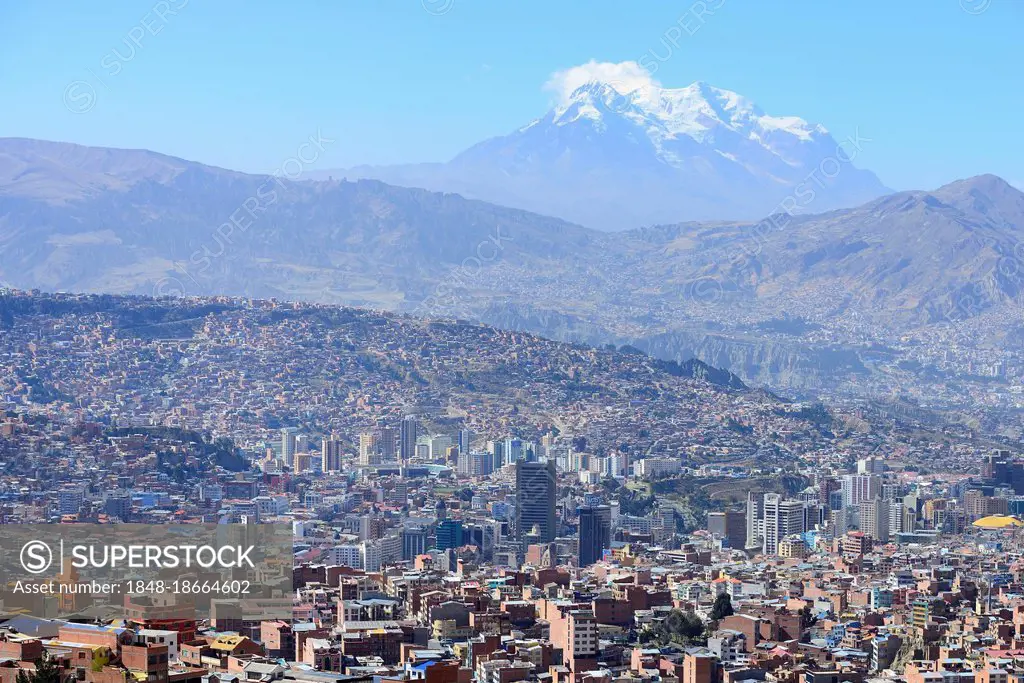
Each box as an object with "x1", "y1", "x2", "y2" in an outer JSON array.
[
  {"x1": 534, "y1": 80, "x2": 828, "y2": 162},
  {"x1": 321, "y1": 77, "x2": 891, "y2": 230}
]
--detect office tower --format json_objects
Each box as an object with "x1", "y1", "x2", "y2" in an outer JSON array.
[
  {"x1": 458, "y1": 428, "x2": 473, "y2": 455},
  {"x1": 516, "y1": 460, "x2": 557, "y2": 543},
  {"x1": 882, "y1": 482, "x2": 903, "y2": 501},
  {"x1": 830, "y1": 507, "x2": 849, "y2": 535},
  {"x1": 358, "y1": 432, "x2": 379, "y2": 466},
  {"x1": 280, "y1": 427, "x2": 298, "y2": 467},
  {"x1": 506, "y1": 438, "x2": 524, "y2": 463},
  {"x1": 708, "y1": 510, "x2": 747, "y2": 549},
  {"x1": 436, "y1": 519, "x2": 464, "y2": 551},
  {"x1": 762, "y1": 494, "x2": 806, "y2": 555},
  {"x1": 321, "y1": 435, "x2": 342, "y2": 472},
  {"x1": 841, "y1": 474, "x2": 881, "y2": 509},
  {"x1": 489, "y1": 440, "x2": 506, "y2": 467},
  {"x1": 857, "y1": 456, "x2": 885, "y2": 475},
  {"x1": 464, "y1": 524, "x2": 497, "y2": 562},
  {"x1": 818, "y1": 477, "x2": 839, "y2": 507},
  {"x1": 889, "y1": 501, "x2": 905, "y2": 536},
  {"x1": 858, "y1": 497, "x2": 890, "y2": 542},
  {"x1": 578, "y1": 505, "x2": 611, "y2": 566},
  {"x1": 399, "y1": 416, "x2": 417, "y2": 462},
  {"x1": 379, "y1": 426, "x2": 396, "y2": 461},
  {"x1": 401, "y1": 526, "x2": 428, "y2": 560},
  {"x1": 295, "y1": 434, "x2": 310, "y2": 453},
  {"x1": 429, "y1": 435, "x2": 452, "y2": 459},
  {"x1": 901, "y1": 502, "x2": 918, "y2": 533},
  {"x1": 804, "y1": 503, "x2": 826, "y2": 531},
  {"x1": 458, "y1": 451, "x2": 493, "y2": 477},
  {"x1": 474, "y1": 451, "x2": 494, "y2": 477},
  {"x1": 541, "y1": 431, "x2": 556, "y2": 454},
  {"x1": 746, "y1": 490, "x2": 764, "y2": 550}
]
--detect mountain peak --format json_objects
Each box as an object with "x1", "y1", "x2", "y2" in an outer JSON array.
[
  {"x1": 935, "y1": 173, "x2": 1020, "y2": 198},
  {"x1": 553, "y1": 76, "x2": 826, "y2": 148},
  {"x1": 330, "y1": 61, "x2": 891, "y2": 229},
  {"x1": 930, "y1": 174, "x2": 1024, "y2": 228}
]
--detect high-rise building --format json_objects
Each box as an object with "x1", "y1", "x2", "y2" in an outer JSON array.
[
  {"x1": 746, "y1": 490, "x2": 764, "y2": 550},
  {"x1": 401, "y1": 526, "x2": 428, "y2": 560},
  {"x1": 436, "y1": 519, "x2": 464, "y2": 551},
  {"x1": 489, "y1": 440, "x2": 506, "y2": 467},
  {"x1": 429, "y1": 435, "x2": 452, "y2": 460},
  {"x1": 818, "y1": 477, "x2": 839, "y2": 508},
  {"x1": 467, "y1": 451, "x2": 494, "y2": 477},
  {"x1": 841, "y1": 474, "x2": 881, "y2": 509},
  {"x1": 280, "y1": 427, "x2": 298, "y2": 467},
  {"x1": 458, "y1": 428, "x2": 473, "y2": 455},
  {"x1": 857, "y1": 456, "x2": 885, "y2": 475},
  {"x1": 889, "y1": 501, "x2": 905, "y2": 536},
  {"x1": 762, "y1": 494, "x2": 806, "y2": 555},
  {"x1": 358, "y1": 432, "x2": 379, "y2": 466},
  {"x1": 400, "y1": 417, "x2": 417, "y2": 463},
  {"x1": 379, "y1": 426, "x2": 396, "y2": 461},
  {"x1": 321, "y1": 435, "x2": 343, "y2": 472},
  {"x1": 964, "y1": 488, "x2": 1010, "y2": 520},
  {"x1": 389, "y1": 481, "x2": 408, "y2": 505},
  {"x1": 707, "y1": 510, "x2": 746, "y2": 549},
  {"x1": 577, "y1": 505, "x2": 611, "y2": 566},
  {"x1": 858, "y1": 497, "x2": 891, "y2": 543},
  {"x1": 505, "y1": 438, "x2": 524, "y2": 463},
  {"x1": 516, "y1": 460, "x2": 556, "y2": 543},
  {"x1": 804, "y1": 503, "x2": 827, "y2": 531}
]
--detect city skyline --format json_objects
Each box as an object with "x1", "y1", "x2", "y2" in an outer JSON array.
[{"x1": 2, "y1": 5, "x2": 1024, "y2": 683}]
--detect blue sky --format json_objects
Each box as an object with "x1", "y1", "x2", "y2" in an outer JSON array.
[{"x1": 1, "y1": 0, "x2": 1021, "y2": 190}]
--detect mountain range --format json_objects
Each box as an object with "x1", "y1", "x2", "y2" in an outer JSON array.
[
  {"x1": 0, "y1": 136, "x2": 1021, "y2": 397},
  {"x1": 314, "y1": 80, "x2": 891, "y2": 230}
]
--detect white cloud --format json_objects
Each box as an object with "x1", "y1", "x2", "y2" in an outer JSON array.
[{"x1": 543, "y1": 60, "x2": 661, "y2": 106}]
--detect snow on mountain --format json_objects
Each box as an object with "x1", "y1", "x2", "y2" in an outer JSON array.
[
  {"x1": 319, "y1": 62, "x2": 891, "y2": 230},
  {"x1": 552, "y1": 80, "x2": 823, "y2": 146}
]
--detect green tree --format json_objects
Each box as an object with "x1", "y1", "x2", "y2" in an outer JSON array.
[
  {"x1": 16, "y1": 654, "x2": 71, "y2": 683},
  {"x1": 675, "y1": 611, "x2": 705, "y2": 643},
  {"x1": 710, "y1": 592, "x2": 735, "y2": 621},
  {"x1": 651, "y1": 610, "x2": 706, "y2": 646}
]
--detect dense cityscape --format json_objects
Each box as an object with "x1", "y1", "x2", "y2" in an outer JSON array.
[
  {"x1": 1, "y1": 6, "x2": 1021, "y2": 683},
  {"x1": 1, "y1": 291, "x2": 1023, "y2": 683}
]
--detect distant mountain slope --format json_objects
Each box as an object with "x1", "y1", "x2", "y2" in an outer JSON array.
[
  {"x1": 647, "y1": 174, "x2": 1024, "y2": 324},
  {"x1": 1, "y1": 137, "x2": 1021, "y2": 395},
  {"x1": 0, "y1": 137, "x2": 601, "y2": 306},
  {"x1": 0, "y1": 137, "x2": 198, "y2": 201},
  {"x1": 318, "y1": 79, "x2": 890, "y2": 230}
]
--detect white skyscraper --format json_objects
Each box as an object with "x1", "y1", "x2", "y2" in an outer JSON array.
[
  {"x1": 762, "y1": 493, "x2": 806, "y2": 556},
  {"x1": 841, "y1": 474, "x2": 881, "y2": 509},
  {"x1": 280, "y1": 427, "x2": 298, "y2": 467}
]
